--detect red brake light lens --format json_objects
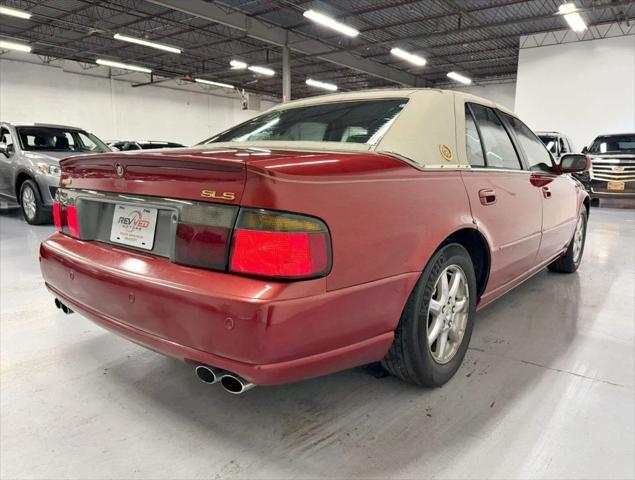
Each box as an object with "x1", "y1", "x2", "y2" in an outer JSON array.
[
  {"x1": 53, "y1": 201, "x2": 62, "y2": 230},
  {"x1": 229, "y1": 209, "x2": 331, "y2": 279},
  {"x1": 53, "y1": 199, "x2": 80, "y2": 238}
]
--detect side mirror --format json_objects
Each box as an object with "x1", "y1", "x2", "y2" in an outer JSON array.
[
  {"x1": 581, "y1": 146, "x2": 588, "y2": 154},
  {"x1": 558, "y1": 154, "x2": 590, "y2": 174}
]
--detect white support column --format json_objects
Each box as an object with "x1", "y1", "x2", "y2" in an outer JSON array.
[{"x1": 282, "y1": 45, "x2": 291, "y2": 102}]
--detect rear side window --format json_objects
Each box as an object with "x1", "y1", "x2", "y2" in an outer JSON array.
[
  {"x1": 464, "y1": 106, "x2": 485, "y2": 166},
  {"x1": 468, "y1": 104, "x2": 522, "y2": 170},
  {"x1": 503, "y1": 114, "x2": 553, "y2": 172}
]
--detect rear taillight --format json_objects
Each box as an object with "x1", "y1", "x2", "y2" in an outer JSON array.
[
  {"x1": 53, "y1": 200, "x2": 80, "y2": 238},
  {"x1": 173, "y1": 204, "x2": 237, "y2": 270},
  {"x1": 229, "y1": 209, "x2": 331, "y2": 279}
]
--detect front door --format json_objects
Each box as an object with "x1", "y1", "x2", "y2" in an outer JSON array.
[
  {"x1": 500, "y1": 114, "x2": 578, "y2": 262},
  {"x1": 0, "y1": 127, "x2": 16, "y2": 197},
  {"x1": 461, "y1": 104, "x2": 543, "y2": 295}
]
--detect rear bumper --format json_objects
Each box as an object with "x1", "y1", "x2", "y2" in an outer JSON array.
[{"x1": 40, "y1": 234, "x2": 416, "y2": 385}]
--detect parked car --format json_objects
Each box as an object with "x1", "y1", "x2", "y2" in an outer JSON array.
[
  {"x1": 39, "y1": 90, "x2": 590, "y2": 394},
  {"x1": 108, "y1": 140, "x2": 185, "y2": 151},
  {"x1": 0, "y1": 122, "x2": 111, "y2": 224},
  {"x1": 536, "y1": 131, "x2": 576, "y2": 161},
  {"x1": 582, "y1": 133, "x2": 635, "y2": 200},
  {"x1": 536, "y1": 131, "x2": 592, "y2": 197}
]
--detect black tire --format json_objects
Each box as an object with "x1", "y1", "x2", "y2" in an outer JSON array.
[
  {"x1": 382, "y1": 243, "x2": 477, "y2": 387},
  {"x1": 19, "y1": 179, "x2": 51, "y2": 225},
  {"x1": 548, "y1": 209, "x2": 587, "y2": 274}
]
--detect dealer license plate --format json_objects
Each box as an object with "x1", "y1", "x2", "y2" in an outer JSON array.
[
  {"x1": 110, "y1": 204, "x2": 158, "y2": 250},
  {"x1": 607, "y1": 181, "x2": 625, "y2": 191}
]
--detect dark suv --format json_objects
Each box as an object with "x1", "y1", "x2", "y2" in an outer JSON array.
[{"x1": 582, "y1": 133, "x2": 635, "y2": 201}]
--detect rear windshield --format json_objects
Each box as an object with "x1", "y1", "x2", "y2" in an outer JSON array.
[
  {"x1": 538, "y1": 135, "x2": 557, "y2": 148},
  {"x1": 17, "y1": 127, "x2": 110, "y2": 153},
  {"x1": 589, "y1": 134, "x2": 635, "y2": 154},
  {"x1": 203, "y1": 99, "x2": 408, "y2": 145},
  {"x1": 538, "y1": 135, "x2": 561, "y2": 155}
]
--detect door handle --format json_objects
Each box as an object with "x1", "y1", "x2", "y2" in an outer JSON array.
[
  {"x1": 478, "y1": 189, "x2": 497, "y2": 206},
  {"x1": 542, "y1": 186, "x2": 552, "y2": 199}
]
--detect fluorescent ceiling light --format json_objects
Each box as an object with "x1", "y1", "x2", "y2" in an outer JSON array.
[
  {"x1": 558, "y1": 3, "x2": 587, "y2": 32},
  {"x1": 230, "y1": 60, "x2": 248, "y2": 69},
  {"x1": 113, "y1": 33, "x2": 181, "y2": 54},
  {"x1": 305, "y1": 78, "x2": 338, "y2": 91},
  {"x1": 447, "y1": 71, "x2": 472, "y2": 85},
  {"x1": 303, "y1": 10, "x2": 359, "y2": 37},
  {"x1": 194, "y1": 78, "x2": 234, "y2": 89},
  {"x1": 96, "y1": 59, "x2": 152, "y2": 73},
  {"x1": 0, "y1": 6, "x2": 31, "y2": 19},
  {"x1": 0, "y1": 40, "x2": 32, "y2": 53},
  {"x1": 248, "y1": 65, "x2": 275, "y2": 76},
  {"x1": 390, "y1": 47, "x2": 427, "y2": 66}
]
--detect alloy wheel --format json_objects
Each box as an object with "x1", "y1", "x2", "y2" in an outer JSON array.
[
  {"x1": 427, "y1": 265, "x2": 470, "y2": 364},
  {"x1": 22, "y1": 185, "x2": 37, "y2": 220},
  {"x1": 572, "y1": 214, "x2": 585, "y2": 263}
]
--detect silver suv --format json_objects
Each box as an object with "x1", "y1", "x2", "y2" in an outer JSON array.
[{"x1": 0, "y1": 123, "x2": 111, "y2": 224}]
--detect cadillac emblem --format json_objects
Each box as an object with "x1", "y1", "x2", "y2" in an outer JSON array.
[
  {"x1": 612, "y1": 166, "x2": 625, "y2": 173},
  {"x1": 439, "y1": 144, "x2": 453, "y2": 162},
  {"x1": 115, "y1": 163, "x2": 124, "y2": 177}
]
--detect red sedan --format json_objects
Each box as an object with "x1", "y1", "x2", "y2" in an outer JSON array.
[{"x1": 40, "y1": 90, "x2": 590, "y2": 394}]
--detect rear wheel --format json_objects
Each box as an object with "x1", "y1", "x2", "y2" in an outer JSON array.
[
  {"x1": 382, "y1": 244, "x2": 476, "y2": 387},
  {"x1": 20, "y1": 179, "x2": 50, "y2": 225},
  {"x1": 548, "y1": 209, "x2": 587, "y2": 273}
]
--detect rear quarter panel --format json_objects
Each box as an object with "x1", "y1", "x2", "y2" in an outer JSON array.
[{"x1": 242, "y1": 153, "x2": 475, "y2": 292}]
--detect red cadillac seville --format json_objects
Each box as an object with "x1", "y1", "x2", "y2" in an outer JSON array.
[{"x1": 40, "y1": 90, "x2": 590, "y2": 394}]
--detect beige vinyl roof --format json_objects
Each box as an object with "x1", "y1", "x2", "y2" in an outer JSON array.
[{"x1": 204, "y1": 88, "x2": 517, "y2": 169}]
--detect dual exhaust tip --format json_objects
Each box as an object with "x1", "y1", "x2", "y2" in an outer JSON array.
[
  {"x1": 54, "y1": 298, "x2": 73, "y2": 315},
  {"x1": 194, "y1": 365, "x2": 255, "y2": 395},
  {"x1": 53, "y1": 298, "x2": 251, "y2": 394}
]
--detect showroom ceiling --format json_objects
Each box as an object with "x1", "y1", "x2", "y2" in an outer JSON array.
[{"x1": 0, "y1": 0, "x2": 633, "y2": 98}]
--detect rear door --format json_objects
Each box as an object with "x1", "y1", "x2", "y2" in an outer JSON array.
[
  {"x1": 501, "y1": 114, "x2": 578, "y2": 262},
  {"x1": 460, "y1": 103, "x2": 543, "y2": 294}
]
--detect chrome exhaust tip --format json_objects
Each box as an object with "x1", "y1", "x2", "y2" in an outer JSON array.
[
  {"x1": 194, "y1": 365, "x2": 224, "y2": 385},
  {"x1": 55, "y1": 299, "x2": 73, "y2": 314},
  {"x1": 220, "y1": 374, "x2": 255, "y2": 395}
]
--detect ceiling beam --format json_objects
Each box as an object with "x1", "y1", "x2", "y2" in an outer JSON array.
[{"x1": 145, "y1": 0, "x2": 423, "y2": 87}]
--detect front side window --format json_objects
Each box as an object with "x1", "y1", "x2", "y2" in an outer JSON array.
[
  {"x1": 203, "y1": 99, "x2": 408, "y2": 145},
  {"x1": 589, "y1": 135, "x2": 635, "y2": 154},
  {"x1": 468, "y1": 104, "x2": 521, "y2": 170},
  {"x1": 0, "y1": 128, "x2": 13, "y2": 147},
  {"x1": 503, "y1": 114, "x2": 553, "y2": 172},
  {"x1": 0, "y1": 128, "x2": 14, "y2": 156},
  {"x1": 16, "y1": 127, "x2": 110, "y2": 153}
]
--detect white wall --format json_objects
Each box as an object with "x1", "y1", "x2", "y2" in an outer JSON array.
[
  {"x1": 515, "y1": 35, "x2": 635, "y2": 151},
  {"x1": 0, "y1": 58, "x2": 275, "y2": 145},
  {"x1": 449, "y1": 82, "x2": 517, "y2": 111}
]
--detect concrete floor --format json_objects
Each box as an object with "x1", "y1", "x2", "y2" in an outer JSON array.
[{"x1": 1, "y1": 206, "x2": 634, "y2": 480}]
